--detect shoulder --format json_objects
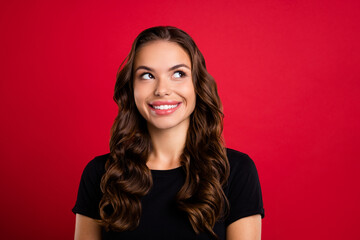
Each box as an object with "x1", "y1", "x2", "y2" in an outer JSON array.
[
  {"x1": 81, "y1": 153, "x2": 109, "y2": 180},
  {"x1": 223, "y1": 148, "x2": 265, "y2": 222},
  {"x1": 224, "y1": 148, "x2": 261, "y2": 190},
  {"x1": 226, "y1": 148, "x2": 257, "y2": 174},
  {"x1": 73, "y1": 153, "x2": 110, "y2": 219}
]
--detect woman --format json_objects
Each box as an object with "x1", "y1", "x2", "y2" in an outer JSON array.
[{"x1": 72, "y1": 26, "x2": 264, "y2": 240}]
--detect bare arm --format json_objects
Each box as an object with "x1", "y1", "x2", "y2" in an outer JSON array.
[
  {"x1": 74, "y1": 214, "x2": 102, "y2": 240},
  {"x1": 226, "y1": 214, "x2": 262, "y2": 240}
]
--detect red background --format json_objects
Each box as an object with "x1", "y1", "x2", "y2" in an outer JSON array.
[{"x1": 1, "y1": 0, "x2": 359, "y2": 239}]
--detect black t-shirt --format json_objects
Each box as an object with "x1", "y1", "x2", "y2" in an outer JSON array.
[{"x1": 72, "y1": 148, "x2": 265, "y2": 240}]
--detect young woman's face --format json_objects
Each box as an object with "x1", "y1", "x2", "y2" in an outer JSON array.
[{"x1": 133, "y1": 40, "x2": 196, "y2": 131}]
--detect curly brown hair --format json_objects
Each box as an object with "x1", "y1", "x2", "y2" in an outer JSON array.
[{"x1": 99, "y1": 26, "x2": 230, "y2": 239}]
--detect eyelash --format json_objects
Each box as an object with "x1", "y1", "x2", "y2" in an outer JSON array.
[
  {"x1": 140, "y1": 72, "x2": 154, "y2": 80},
  {"x1": 173, "y1": 71, "x2": 186, "y2": 78},
  {"x1": 139, "y1": 71, "x2": 187, "y2": 80}
]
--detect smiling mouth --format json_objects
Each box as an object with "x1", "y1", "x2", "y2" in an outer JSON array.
[
  {"x1": 149, "y1": 103, "x2": 179, "y2": 110},
  {"x1": 148, "y1": 102, "x2": 182, "y2": 115}
]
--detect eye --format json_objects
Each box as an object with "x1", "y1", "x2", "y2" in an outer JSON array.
[
  {"x1": 140, "y1": 73, "x2": 154, "y2": 80},
  {"x1": 173, "y1": 71, "x2": 186, "y2": 78}
]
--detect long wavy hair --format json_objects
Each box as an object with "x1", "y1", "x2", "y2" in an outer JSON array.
[{"x1": 99, "y1": 26, "x2": 230, "y2": 239}]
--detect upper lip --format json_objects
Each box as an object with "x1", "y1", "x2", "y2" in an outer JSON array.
[{"x1": 149, "y1": 100, "x2": 181, "y2": 106}]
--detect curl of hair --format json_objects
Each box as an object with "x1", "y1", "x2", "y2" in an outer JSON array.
[{"x1": 99, "y1": 26, "x2": 230, "y2": 239}]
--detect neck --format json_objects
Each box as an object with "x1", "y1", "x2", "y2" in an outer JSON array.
[{"x1": 146, "y1": 121, "x2": 189, "y2": 170}]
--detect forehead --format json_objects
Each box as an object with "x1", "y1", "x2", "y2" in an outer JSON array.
[{"x1": 133, "y1": 40, "x2": 191, "y2": 69}]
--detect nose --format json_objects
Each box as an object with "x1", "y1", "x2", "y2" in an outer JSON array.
[{"x1": 154, "y1": 76, "x2": 171, "y2": 96}]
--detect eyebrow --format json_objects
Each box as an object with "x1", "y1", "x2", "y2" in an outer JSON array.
[{"x1": 134, "y1": 64, "x2": 191, "y2": 73}]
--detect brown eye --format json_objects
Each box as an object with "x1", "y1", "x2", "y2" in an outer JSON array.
[
  {"x1": 173, "y1": 71, "x2": 186, "y2": 78},
  {"x1": 141, "y1": 73, "x2": 154, "y2": 80}
]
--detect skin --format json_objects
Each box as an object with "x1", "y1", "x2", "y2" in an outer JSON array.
[
  {"x1": 74, "y1": 214, "x2": 101, "y2": 240},
  {"x1": 74, "y1": 40, "x2": 262, "y2": 240},
  {"x1": 227, "y1": 214, "x2": 262, "y2": 240},
  {"x1": 133, "y1": 40, "x2": 196, "y2": 169}
]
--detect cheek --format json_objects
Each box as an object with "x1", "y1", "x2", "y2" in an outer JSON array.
[
  {"x1": 190, "y1": 88, "x2": 197, "y2": 112},
  {"x1": 188, "y1": 82, "x2": 196, "y2": 102},
  {"x1": 190, "y1": 93, "x2": 196, "y2": 112},
  {"x1": 133, "y1": 86, "x2": 145, "y2": 113},
  {"x1": 180, "y1": 82, "x2": 196, "y2": 110},
  {"x1": 133, "y1": 83, "x2": 146, "y2": 103}
]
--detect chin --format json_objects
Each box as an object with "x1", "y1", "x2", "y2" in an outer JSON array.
[
  {"x1": 150, "y1": 123, "x2": 178, "y2": 130},
  {"x1": 147, "y1": 119, "x2": 183, "y2": 131}
]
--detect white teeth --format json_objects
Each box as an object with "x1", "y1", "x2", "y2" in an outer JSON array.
[{"x1": 153, "y1": 104, "x2": 178, "y2": 110}]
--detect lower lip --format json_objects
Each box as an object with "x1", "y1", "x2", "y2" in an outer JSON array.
[{"x1": 149, "y1": 103, "x2": 181, "y2": 115}]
